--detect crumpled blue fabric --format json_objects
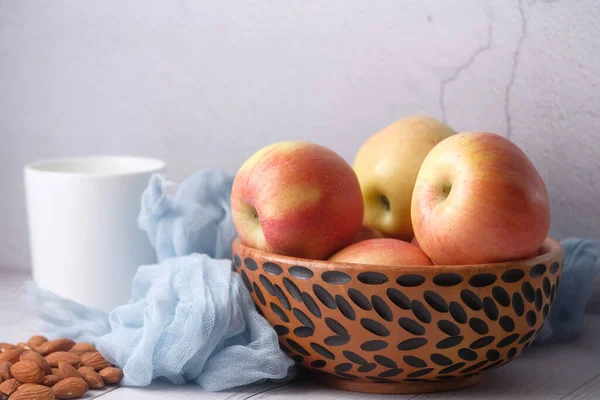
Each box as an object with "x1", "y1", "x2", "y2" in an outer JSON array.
[
  {"x1": 26, "y1": 169, "x2": 294, "y2": 391},
  {"x1": 23, "y1": 168, "x2": 600, "y2": 389}
]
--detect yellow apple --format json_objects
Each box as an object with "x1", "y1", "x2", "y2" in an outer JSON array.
[{"x1": 353, "y1": 116, "x2": 456, "y2": 240}]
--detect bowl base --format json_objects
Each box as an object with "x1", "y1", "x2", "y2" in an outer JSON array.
[{"x1": 315, "y1": 373, "x2": 482, "y2": 394}]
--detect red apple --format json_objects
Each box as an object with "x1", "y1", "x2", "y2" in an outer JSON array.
[
  {"x1": 231, "y1": 141, "x2": 364, "y2": 259},
  {"x1": 351, "y1": 226, "x2": 384, "y2": 244},
  {"x1": 329, "y1": 238, "x2": 432, "y2": 266},
  {"x1": 411, "y1": 132, "x2": 550, "y2": 265}
]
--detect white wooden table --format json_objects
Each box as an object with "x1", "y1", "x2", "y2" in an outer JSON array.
[{"x1": 2, "y1": 270, "x2": 599, "y2": 400}]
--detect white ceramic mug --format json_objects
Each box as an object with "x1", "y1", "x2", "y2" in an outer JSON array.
[{"x1": 24, "y1": 156, "x2": 166, "y2": 312}]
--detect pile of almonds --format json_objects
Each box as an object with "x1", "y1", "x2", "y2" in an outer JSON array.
[{"x1": 0, "y1": 336, "x2": 123, "y2": 399}]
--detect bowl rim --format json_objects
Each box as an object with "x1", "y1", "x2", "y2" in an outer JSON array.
[{"x1": 232, "y1": 236, "x2": 563, "y2": 273}]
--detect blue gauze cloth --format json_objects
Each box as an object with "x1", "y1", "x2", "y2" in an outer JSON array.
[
  {"x1": 23, "y1": 168, "x2": 599, "y2": 388},
  {"x1": 26, "y1": 169, "x2": 294, "y2": 391}
]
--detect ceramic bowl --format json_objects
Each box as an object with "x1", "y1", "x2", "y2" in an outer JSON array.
[{"x1": 231, "y1": 237, "x2": 563, "y2": 394}]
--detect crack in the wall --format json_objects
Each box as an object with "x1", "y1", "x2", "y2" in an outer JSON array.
[
  {"x1": 505, "y1": 0, "x2": 528, "y2": 139},
  {"x1": 439, "y1": 2, "x2": 493, "y2": 124}
]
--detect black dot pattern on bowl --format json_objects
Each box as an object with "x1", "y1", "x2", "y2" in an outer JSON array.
[
  {"x1": 270, "y1": 303, "x2": 289, "y2": 323},
  {"x1": 348, "y1": 288, "x2": 372, "y2": 310},
  {"x1": 543, "y1": 304, "x2": 550, "y2": 318},
  {"x1": 387, "y1": 288, "x2": 411, "y2": 310},
  {"x1": 398, "y1": 317, "x2": 425, "y2": 335},
  {"x1": 358, "y1": 363, "x2": 377, "y2": 373},
  {"x1": 507, "y1": 347, "x2": 518, "y2": 358},
  {"x1": 469, "y1": 273, "x2": 497, "y2": 287},
  {"x1": 407, "y1": 368, "x2": 433, "y2": 378},
  {"x1": 458, "y1": 348, "x2": 478, "y2": 361},
  {"x1": 449, "y1": 302, "x2": 468, "y2": 324},
  {"x1": 460, "y1": 360, "x2": 488, "y2": 374},
  {"x1": 519, "y1": 329, "x2": 536, "y2": 344},
  {"x1": 286, "y1": 338, "x2": 310, "y2": 356},
  {"x1": 358, "y1": 272, "x2": 388, "y2": 285},
  {"x1": 502, "y1": 269, "x2": 525, "y2": 283},
  {"x1": 436, "y1": 336, "x2": 464, "y2": 349},
  {"x1": 293, "y1": 326, "x2": 314, "y2": 337},
  {"x1": 322, "y1": 271, "x2": 351, "y2": 284},
  {"x1": 535, "y1": 289, "x2": 543, "y2": 311},
  {"x1": 526, "y1": 310, "x2": 537, "y2": 327},
  {"x1": 336, "y1": 372, "x2": 359, "y2": 379},
  {"x1": 301, "y1": 292, "x2": 322, "y2": 318},
  {"x1": 550, "y1": 285, "x2": 556, "y2": 305},
  {"x1": 486, "y1": 349, "x2": 500, "y2": 361},
  {"x1": 325, "y1": 317, "x2": 348, "y2": 336},
  {"x1": 325, "y1": 335, "x2": 349, "y2": 346},
  {"x1": 289, "y1": 266, "x2": 314, "y2": 279},
  {"x1": 550, "y1": 261, "x2": 560, "y2": 274},
  {"x1": 512, "y1": 293, "x2": 525, "y2": 316},
  {"x1": 335, "y1": 295, "x2": 356, "y2": 321},
  {"x1": 499, "y1": 316, "x2": 515, "y2": 332},
  {"x1": 397, "y1": 274, "x2": 426, "y2": 287},
  {"x1": 374, "y1": 355, "x2": 397, "y2": 368},
  {"x1": 461, "y1": 289, "x2": 483, "y2": 311},
  {"x1": 404, "y1": 378, "x2": 431, "y2": 383},
  {"x1": 556, "y1": 275, "x2": 561, "y2": 291},
  {"x1": 468, "y1": 318, "x2": 489, "y2": 335},
  {"x1": 234, "y1": 255, "x2": 242, "y2": 268},
  {"x1": 273, "y1": 284, "x2": 291, "y2": 310},
  {"x1": 262, "y1": 262, "x2": 283, "y2": 276},
  {"x1": 403, "y1": 355, "x2": 427, "y2": 368},
  {"x1": 522, "y1": 282, "x2": 535, "y2": 303},
  {"x1": 481, "y1": 360, "x2": 504, "y2": 371},
  {"x1": 424, "y1": 291, "x2": 449, "y2": 313},
  {"x1": 438, "y1": 320, "x2": 461, "y2": 336},
  {"x1": 497, "y1": 333, "x2": 519, "y2": 348},
  {"x1": 259, "y1": 274, "x2": 276, "y2": 296},
  {"x1": 492, "y1": 287, "x2": 511, "y2": 307},
  {"x1": 469, "y1": 336, "x2": 495, "y2": 349},
  {"x1": 335, "y1": 363, "x2": 353, "y2": 372},
  {"x1": 343, "y1": 350, "x2": 367, "y2": 365},
  {"x1": 244, "y1": 258, "x2": 258, "y2": 271},
  {"x1": 293, "y1": 308, "x2": 314, "y2": 328},
  {"x1": 433, "y1": 273, "x2": 463, "y2": 287},
  {"x1": 361, "y1": 340, "x2": 388, "y2": 351},
  {"x1": 439, "y1": 363, "x2": 465, "y2": 374},
  {"x1": 311, "y1": 360, "x2": 326, "y2": 368},
  {"x1": 436, "y1": 375, "x2": 457, "y2": 380},
  {"x1": 361, "y1": 318, "x2": 390, "y2": 337},
  {"x1": 310, "y1": 342, "x2": 335, "y2": 359},
  {"x1": 241, "y1": 270, "x2": 252, "y2": 292},
  {"x1": 252, "y1": 283, "x2": 266, "y2": 306},
  {"x1": 483, "y1": 297, "x2": 499, "y2": 321},
  {"x1": 430, "y1": 354, "x2": 453, "y2": 366},
  {"x1": 273, "y1": 325, "x2": 289, "y2": 336},
  {"x1": 378, "y1": 368, "x2": 404, "y2": 378},
  {"x1": 530, "y1": 264, "x2": 547, "y2": 277},
  {"x1": 313, "y1": 284, "x2": 336, "y2": 309},
  {"x1": 283, "y1": 278, "x2": 302, "y2": 302},
  {"x1": 371, "y1": 296, "x2": 393, "y2": 322},
  {"x1": 398, "y1": 338, "x2": 428, "y2": 351},
  {"x1": 292, "y1": 355, "x2": 303, "y2": 363},
  {"x1": 411, "y1": 300, "x2": 432, "y2": 323},
  {"x1": 543, "y1": 277, "x2": 551, "y2": 298}
]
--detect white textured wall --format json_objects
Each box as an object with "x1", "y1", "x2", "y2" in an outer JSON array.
[{"x1": 1, "y1": 0, "x2": 599, "y2": 270}]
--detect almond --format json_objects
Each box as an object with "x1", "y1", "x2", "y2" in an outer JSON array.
[
  {"x1": 37, "y1": 340, "x2": 75, "y2": 356},
  {"x1": 51, "y1": 377, "x2": 88, "y2": 399},
  {"x1": 9, "y1": 383, "x2": 55, "y2": 400},
  {"x1": 77, "y1": 367, "x2": 104, "y2": 389},
  {"x1": 0, "y1": 348, "x2": 25, "y2": 364},
  {"x1": 15, "y1": 342, "x2": 33, "y2": 351},
  {"x1": 0, "y1": 343, "x2": 16, "y2": 352},
  {"x1": 20, "y1": 351, "x2": 52, "y2": 375},
  {"x1": 0, "y1": 361, "x2": 12, "y2": 380},
  {"x1": 68, "y1": 343, "x2": 96, "y2": 356},
  {"x1": 0, "y1": 378, "x2": 22, "y2": 396},
  {"x1": 98, "y1": 367, "x2": 123, "y2": 385},
  {"x1": 0, "y1": 375, "x2": 3, "y2": 385},
  {"x1": 51, "y1": 368, "x2": 60, "y2": 376},
  {"x1": 27, "y1": 336, "x2": 48, "y2": 349},
  {"x1": 57, "y1": 362, "x2": 80, "y2": 380},
  {"x1": 45, "y1": 352, "x2": 80, "y2": 368},
  {"x1": 80, "y1": 352, "x2": 111, "y2": 371},
  {"x1": 10, "y1": 360, "x2": 45, "y2": 384},
  {"x1": 42, "y1": 375, "x2": 61, "y2": 388}
]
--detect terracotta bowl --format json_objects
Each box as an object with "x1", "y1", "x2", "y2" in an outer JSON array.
[{"x1": 231, "y1": 237, "x2": 563, "y2": 394}]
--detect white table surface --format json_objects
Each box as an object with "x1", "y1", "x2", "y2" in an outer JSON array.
[{"x1": 2, "y1": 270, "x2": 600, "y2": 400}]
